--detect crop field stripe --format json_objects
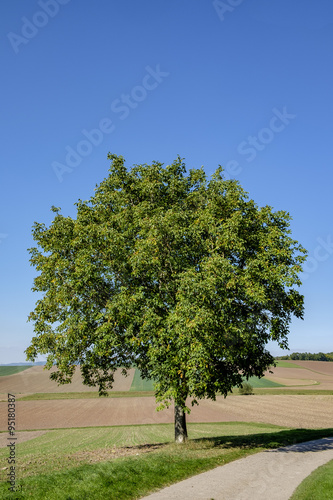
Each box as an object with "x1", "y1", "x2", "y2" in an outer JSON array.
[
  {"x1": 17, "y1": 391, "x2": 155, "y2": 401},
  {"x1": 0, "y1": 365, "x2": 33, "y2": 376},
  {"x1": 274, "y1": 360, "x2": 304, "y2": 368},
  {"x1": 243, "y1": 376, "x2": 284, "y2": 388},
  {"x1": 128, "y1": 370, "x2": 283, "y2": 392},
  {"x1": 130, "y1": 368, "x2": 155, "y2": 391}
]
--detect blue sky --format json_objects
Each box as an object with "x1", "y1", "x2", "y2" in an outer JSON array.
[{"x1": 1, "y1": 0, "x2": 332, "y2": 364}]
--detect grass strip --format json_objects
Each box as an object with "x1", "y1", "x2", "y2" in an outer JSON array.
[
  {"x1": 1, "y1": 448, "x2": 237, "y2": 499},
  {"x1": 274, "y1": 360, "x2": 304, "y2": 368},
  {"x1": 250, "y1": 389, "x2": 333, "y2": 395},
  {"x1": 17, "y1": 391, "x2": 154, "y2": 401},
  {"x1": 15, "y1": 388, "x2": 333, "y2": 400},
  {"x1": 290, "y1": 458, "x2": 333, "y2": 499}
]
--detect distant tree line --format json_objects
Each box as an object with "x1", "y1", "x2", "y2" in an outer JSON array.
[{"x1": 276, "y1": 352, "x2": 333, "y2": 361}]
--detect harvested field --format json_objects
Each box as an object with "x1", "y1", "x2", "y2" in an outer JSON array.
[
  {"x1": 1, "y1": 361, "x2": 333, "y2": 400},
  {"x1": 1, "y1": 394, "x2": 332, "y2": 431},
  {"x1": 0, "y1": 365, "x2": 135, "y2": 397},
  {"x1": 265, "y1": 368, "x2": 319, "y2": 387},
  {"x1": 293, "y1": 360, "x2": 333, "y2": 376},
  {"x1": 264, "y1": 363, "x2": 333, "y2": 390},
  {"x1": 0, "y1": 362, "x2": 332, "y2": 437}
]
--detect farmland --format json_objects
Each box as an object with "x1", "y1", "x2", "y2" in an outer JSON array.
[
  {"x1": 0, "y1": 366, "x2": 33, "y2": 377},
  {"x1": 2, "y1": 359, "x2": 333, "y2": 397},
  {"x1": 0, "y1": 360, "x2": 333, "y2": 498},
  {"x1": 0, "y1": 360, "x2": 332, "y2": 432}
]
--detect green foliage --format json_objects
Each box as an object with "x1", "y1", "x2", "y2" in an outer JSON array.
[
  {"x1": 276, "y1": 352, "x2": 333, "y2": 361},
  {"x1": 239, "y1": 382, "x2": 254, "y2": 395},
  {"x1": 26, "y1": 154, "x2": 307, "y2": 415},
  {"x1": 291, "y1": 352, "x2": 333, "y2": 361}
]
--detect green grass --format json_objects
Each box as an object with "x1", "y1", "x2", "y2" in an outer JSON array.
[
  {"x1": 0, "y1": 422, "x2": 281, "y2": 460},
  {"x1": 0, "y1": 365, "x2": 33, "y2": 376},
  {"x1": 1, "y1": 424, "x2": 332, "y2": 499},
  {"x1": 242, "y1": 376, "x2": 284, "y2": 388},
  {"x1": 274, "y1": 360, "x2": 304, "y2": 368},
  {"x1": 14, "y1": 388, "x2": 333, "y2": 401},
  {"x1": 129, "y1": 368, "x2": 155, "y2": 391},
  {"x1": 290, "y1": 458, "x2": 333, "y2": 499},
  {"x1": 17, "y1": 391, "x2": 154, "y2": 401}
]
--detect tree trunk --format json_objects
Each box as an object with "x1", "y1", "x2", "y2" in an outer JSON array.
[{"x1": 174, "y1": 404, "x2": 188, "y2": 443}]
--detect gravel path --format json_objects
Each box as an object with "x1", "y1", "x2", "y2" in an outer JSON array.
[{"x1": 141, "y1": 437, "x2": 333, "y2": 500}]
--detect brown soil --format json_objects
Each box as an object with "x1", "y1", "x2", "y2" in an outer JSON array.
[
  {"x1": 2, "y1": 362, "x2": 332, "y2": 400},
  {"x1": 264, "y1": 364, "x2": 333, "y2": 390},
  {"x1": 1, "y1": 394, "x2": 332, "y2": 432},
  {"x1": 293, "y1": 360, "x2": 333, "y2": 376},
  {"x1": 0, "y1": 365, "x2": 135, "y2": 396}
]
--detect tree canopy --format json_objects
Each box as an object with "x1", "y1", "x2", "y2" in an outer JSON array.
[{"x1": 26, "y1": 154, "x2": 307, "y2": 442}]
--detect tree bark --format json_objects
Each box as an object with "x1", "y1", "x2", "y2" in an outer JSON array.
[{"x1": 174, "y1": 404, "x2": 188, "y2": 443}]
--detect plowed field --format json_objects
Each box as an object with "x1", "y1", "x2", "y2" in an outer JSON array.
[
  {"x1": 264, "y1": 361, "x2": 333, "y2": 390},
  {"x1": 0, "y1": 365, "x2": 135, "y2": 398},
  {"x1": 0, "y1": 394, "x2": 332, "y2": 432},
  {"x1": 0, "y1": 361, "x2": 332, "y2": 435}
]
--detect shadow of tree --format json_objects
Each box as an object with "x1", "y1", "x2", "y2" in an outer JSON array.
[{"x1": 190, "y1": 428, "x2": 333, "y2": 452}]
